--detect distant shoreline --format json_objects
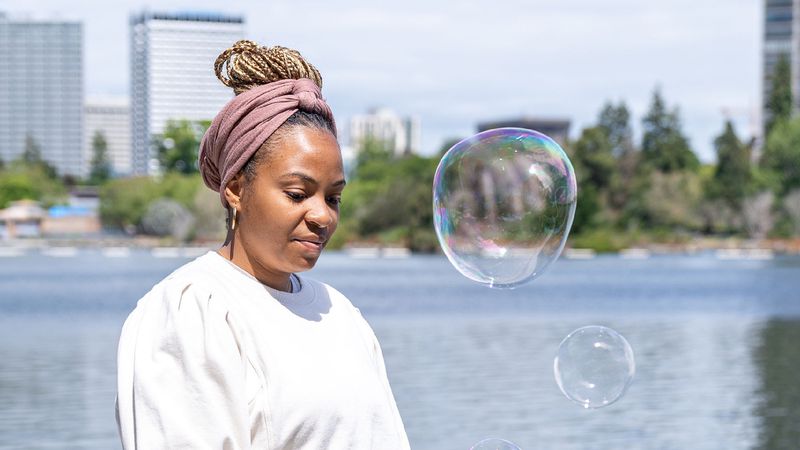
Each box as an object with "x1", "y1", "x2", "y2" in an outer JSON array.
[{"x1": 2, "y1": 236, "x2": 800, "y2": 256}]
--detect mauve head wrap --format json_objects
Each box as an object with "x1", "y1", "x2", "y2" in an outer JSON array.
[{"x1": 198, "y1": 78, "x2": 337, "y2": 208}]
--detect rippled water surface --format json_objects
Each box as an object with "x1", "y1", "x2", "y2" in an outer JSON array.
[{"x1": 0, "y1": 249, "x2": 798, "y2": 449}]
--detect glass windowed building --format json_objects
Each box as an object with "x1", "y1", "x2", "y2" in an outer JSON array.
[
  {"x1": 84, "y1": 97, "x2": 132, "y2": 177},
  {"x1": 763, "y1": 0, "x2": 798, "y2": 131},
  {"x1": 130, "y1": 11, "x2": 244, "y2": 175},
  {"x1": 0, "y1": 14, "x2": 83, "y2": 176}
]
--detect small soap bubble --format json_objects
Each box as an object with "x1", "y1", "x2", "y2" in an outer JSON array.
[
  {"x1": 470, "y1": 437, "x2": 522, "y2": 450},
  {"x1": 554, "y1": 325, "x2": 635, "y2": 409},
  {"x1": 433, "y1": 128, "x2": 577, "y2": 288}
]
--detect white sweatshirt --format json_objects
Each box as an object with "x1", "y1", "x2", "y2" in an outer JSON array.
[{"x1": 116, "y1": 251, "x2": 410, "y2": 449}]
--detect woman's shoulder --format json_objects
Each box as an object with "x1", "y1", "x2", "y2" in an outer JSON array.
[
  {"x1": 164, "y1": 250, "x2": 225, "y2": 283},
  {"x1": 132, "y1": 252, "x2": 232, "y2": 319}
]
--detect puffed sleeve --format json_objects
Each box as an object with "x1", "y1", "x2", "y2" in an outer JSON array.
[{"x1": 116, "y1": 279, "x2": 253, "y2": 449}]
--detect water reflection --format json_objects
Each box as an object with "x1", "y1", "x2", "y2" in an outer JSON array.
[
  {"x1": 0, "y1": 317, "x2": 120, "y2": 449},
  {"x1": 754, "y1": 319, "x2": 800, "y2": 450}
]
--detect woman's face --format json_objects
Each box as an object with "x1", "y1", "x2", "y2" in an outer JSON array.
[{"x1": 234, "y1": 126, "x2": 345, "y2": 281}]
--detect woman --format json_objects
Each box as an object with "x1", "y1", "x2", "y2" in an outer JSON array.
[{"x1": 116, "y1": 40, "x2": 410, "y2": 449}]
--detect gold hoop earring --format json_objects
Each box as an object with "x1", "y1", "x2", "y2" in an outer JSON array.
[{"x1": 230, "y1": 208, "x2": 238, "y2": 231}]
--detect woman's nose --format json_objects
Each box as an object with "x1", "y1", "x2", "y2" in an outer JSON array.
[{"x1": 305, "y1": 197, "x2": 334, "y2": 228}]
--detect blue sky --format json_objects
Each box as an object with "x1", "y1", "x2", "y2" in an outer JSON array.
[{"x1": 1, "y1": 0, "x2": 761, "y2": 162}]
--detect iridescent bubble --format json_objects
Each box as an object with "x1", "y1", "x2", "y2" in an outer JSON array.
[
  {"x1": 554, "y1": 325, "x2": 635, "y2": 409},
  {"x1": 470, "y1": 437, "x2": 522, "y2": 450},
  {"x1": 433, "y1": 128, "x2": 577, "y2": 288}
]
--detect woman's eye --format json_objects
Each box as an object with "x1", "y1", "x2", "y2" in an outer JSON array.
[
  {"x1": 286, "y1": 192, "x2": 306, "y2": 202},
  {"x1": 327, "y1": 196, "x2": 342, "y2": 206}
]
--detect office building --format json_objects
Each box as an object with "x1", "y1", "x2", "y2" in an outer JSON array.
[
  {"x1": 84, "y1": 97, "x2": 132, "y2": 177},
  {"x1": 130, "y1": 11, "x2": 244, "y2": 175},
  {"x1": 0, "y1": 13, "x2": 83, "y2": 176},
  {"x1": 763, "y1": 0, "x2": 798, "y2": 135},
  {"x1": 350, "y1": 107, "x2": 421, "y2": 156}
]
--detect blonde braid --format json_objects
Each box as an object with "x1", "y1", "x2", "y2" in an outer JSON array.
[{"x1": 214, "y1": 40, "x2": 323, "y2": 95}]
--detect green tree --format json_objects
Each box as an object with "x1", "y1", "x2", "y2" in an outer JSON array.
[
  {"x1": 570, "y1": 181, "x2": 601, "y2": 236},
  {"x1": 19, "y1": 134, "x2": 58, "y2": 179},
  {"x1": 569, "y1": 127, "x2": 616, "y2": 233},
  {"x1": 573, "y1": 126, "x2": 616, "y2": 190},
  {"x1": 0, "y1": 164, "x2": 67, "y2": 209},
  {"x1": 98, "y1": 173, "x2": 201, "y2": 233},
  {"x1": 0, "y1": 171, "x2": 39, "y2": 208},
  {"x1": 22, "y1": 133, "x2": 43, "y2": 165},
  {"x1": 355, "y1": 136, "x2": 393, "y2": 169},
  {"x1": 596, "y1": 101, "x2": 639, "y2": 214},
  {"x1": 89, "y1": 131, "x2": 112, "y2": 185},
  {"x1": 641, "y1": 88, "x2": 699, "y2": 172},
  {"x1": 155, "y1": 120, "x2": 209, "y2": 174},
  {"x1": 339, "y1": 151, "x2": 440, "y2": 252},
  {"x1": 572, "y1": 125, "x2": 632, "y2": 233},
  {"x1": 598, "y1": 101, "x2": 634, "y2": 157},
  {"x1": 762, "y1": 117, "x2": 800, "y2": 194},
  {"x1": 710, "y1": 120, "x2": 751, "y2": 208},
  {"x1": 99, "y1": 177, "x2": 160, "y2": 232},
  {"x1": 608, "y1": 147, "x2": 640, "y2": 214},
  {"x1": 640, "y1": 170, "x2": 704, "y2": 230},
  {"x1": 373, "y1": 156, "x2": 439, "y2": 249},
  {"x1": 766, "y1": 53, "x2": 793, "y2": 136}
]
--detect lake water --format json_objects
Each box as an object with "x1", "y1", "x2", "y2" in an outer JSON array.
[{"x1": 0, "y1": 248, "x2": 799, "y2": 449}]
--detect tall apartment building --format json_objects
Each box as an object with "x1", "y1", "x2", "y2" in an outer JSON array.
[
  {"x1": 349, "y1": 107, "x2": 421, "y2": 156},
  {"x1": 130, "y1": 11, "x2": 244, "y2": 175},
  {"x1": 0, "y1": 13, "x2": 83, "y2": 176},
  {"x1": 84, "y1": 97, "x2": 132, "y2": 177},
  {"x1": 763, "y1": 0, "x2": 798, "y2": 133}
]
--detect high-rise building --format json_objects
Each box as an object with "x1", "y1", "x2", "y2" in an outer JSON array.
[
  {"x1": 349, "y1": 108, "x2": 421, "y2": 156},
  {"x1": 130, "y1": 11, "x2": 245, "y2": 176},
  {"x1": 0, "y1": 13, "x2": 83, "y2": 176},
  {"x1": 763, "y1": 0, "x2": 797, "y2": 133},
  {"x1": 84, "y1": 97, "x2": 132, "y2": 177}
]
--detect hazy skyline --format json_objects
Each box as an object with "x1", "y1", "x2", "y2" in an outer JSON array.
[{"x1": 1, "y1": 0, "x2": 760, "y2": 162}]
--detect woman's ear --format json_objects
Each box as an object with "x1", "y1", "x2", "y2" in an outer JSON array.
[{"x1": 223, "y1": 174, "x2": 244, "y2": 210}]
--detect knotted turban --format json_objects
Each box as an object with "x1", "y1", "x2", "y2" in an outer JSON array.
[{"x1": 198, "y1": 78, "x2": 336, "y2": 208}]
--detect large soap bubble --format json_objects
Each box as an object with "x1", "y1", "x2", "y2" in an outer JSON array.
[
  {"x1": 554, "y1": 325, "x2": 635, "y2": 409},
  {"x1": 433, "y1": 128, "x2": 577, "y2": 288},
  {"x1": 470, "y1": 437, "x2": 522, "y2": 450}
]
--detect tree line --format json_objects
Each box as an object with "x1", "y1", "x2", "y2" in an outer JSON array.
[
  {"x1": 3, "y1": 60, "x2": 800, "y2": 250},
  {"x1": 552, "y1": 57, "x2": 800, "y2": 251}
]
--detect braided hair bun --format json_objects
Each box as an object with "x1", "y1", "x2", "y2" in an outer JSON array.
[{"x1": 214, "y1": 40, "x2": 323, "y2": 95}]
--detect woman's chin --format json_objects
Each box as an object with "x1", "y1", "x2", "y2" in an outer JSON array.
[{"x1": 292, "y1": 255, "x2": 320, "y2": 272}]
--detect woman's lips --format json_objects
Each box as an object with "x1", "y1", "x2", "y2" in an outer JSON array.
[{"x1": 294, "y1": 239, "x2": 324, "y2": 252}]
